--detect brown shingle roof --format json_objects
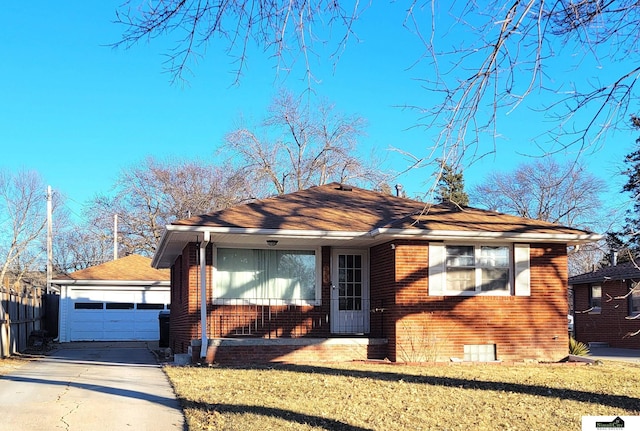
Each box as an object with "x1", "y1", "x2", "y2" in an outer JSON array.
[
  {"x1": 153, "y1": 183, "x2": 601, "y2": 269},
  {"x1": 67, "y1": 254, "x2": 170, "y2": 281},
  {"x1": 173, "y1": 182, "x2": 592, "y2": 236}
]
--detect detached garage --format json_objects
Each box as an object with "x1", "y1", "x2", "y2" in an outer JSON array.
[{"x1": 54, "y1": 254, "x2": 170, "y2": 342}]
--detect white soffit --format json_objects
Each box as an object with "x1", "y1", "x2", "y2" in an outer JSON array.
[{"x1": 152, "y1": 224, "x2": 601, "y2": 268}]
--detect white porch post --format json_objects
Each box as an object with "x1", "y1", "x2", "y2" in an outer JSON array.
[{"x1": 199, "y1": 231, "x2": 210, "y2": 359}]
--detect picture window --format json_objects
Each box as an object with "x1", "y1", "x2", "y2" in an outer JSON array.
[{"x1": 444, "y1": 245, "x2": 510, "y2": 294}]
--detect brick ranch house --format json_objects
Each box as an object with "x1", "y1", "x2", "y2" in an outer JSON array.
[
  {"x1": 569, "y1": 261, "x2": 640, "y2": 349},
  {"x1": 151, "y1": 183, "x2": 600, "y2": 364}
]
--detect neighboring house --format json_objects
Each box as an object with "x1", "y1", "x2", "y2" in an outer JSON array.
[
  {"x1": 53, "y1": 254, "x2": 170, "y2": 342},
  {"x1": 151, "y1": 183, "x2": 600, "y2": 364},
  {"x1": 569, "y1": 261, "x2": 640, "y2": 349}
]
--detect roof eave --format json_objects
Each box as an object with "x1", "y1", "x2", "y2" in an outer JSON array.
[
  {"x1": 569, "y1": 270, "x2": 640, "y2": 285},
  {"x1": 371, "y1": 228, "x2": 603, "y2": 245},
  {"x1": 152, "y1": 225, "x2": 603, "y2": 269},
  {"x1": 51, "y1": 279, "x2": 171, "y2": 287},
  {"x1": 151, "y1": 228, "x2": 172, "y2": 269},
  {"x1": 151, "y1": 225, "x2": 374, "y2": 268}
]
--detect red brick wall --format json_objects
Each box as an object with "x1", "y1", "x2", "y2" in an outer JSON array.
[
  {"x1": 198, "y1": 339, "x2": 387, "y2": 365},
  {"x1": 171, "y1": 244, "x2": 335, "y2": 355},
  {"x1": 573, "y1": 280, "x2": 640, "y2": 349},
  {"x1": 370, "y1": 242, "x2": 396, "y2": 359},
  {"x1": 371, "y1": 241, "x2": 570, "y2": 362},
  {"x1": 206, "y1": 246, "x2": 333, "y2": 340},
  {"x1": 169, "y1": 243, "x2": 204, "y2": 354},
  {"x1": 172, "y1": 240, "x2": 571, "y2": 362}
]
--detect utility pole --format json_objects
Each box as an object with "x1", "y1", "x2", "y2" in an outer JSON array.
[
  {"x1": 46, "y1": 185, "x2": 52, "y2": 295},
  {"x1": 113, "y1": 214, "x2": 118, "y2": 261}
]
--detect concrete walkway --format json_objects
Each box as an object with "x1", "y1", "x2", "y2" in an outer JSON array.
[{"x1": 0, "y1": 342, "x2": 185, "y2": 431}]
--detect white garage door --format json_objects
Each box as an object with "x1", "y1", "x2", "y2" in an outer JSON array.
[{"x1": 68, "y1": 288, "x2": 169, "y2": 341}]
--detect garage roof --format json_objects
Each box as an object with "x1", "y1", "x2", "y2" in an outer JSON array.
[{"x1": 55, "y1": 254, "x2": 169, "y2": 283}]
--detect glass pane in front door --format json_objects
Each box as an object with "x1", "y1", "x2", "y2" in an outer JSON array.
[
  {"x1": 332, "y1": 251, "x2": 369, "y2": 334},
  {"x1": 338, "y1": 254, "x2": 362, "y2": 311}
]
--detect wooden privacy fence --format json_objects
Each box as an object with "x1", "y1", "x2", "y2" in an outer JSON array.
[{"x1": 0, "y1": 284, "x2": 45, "y2": 358}]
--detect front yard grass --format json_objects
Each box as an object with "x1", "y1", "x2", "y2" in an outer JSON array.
[
  {"x1": 165, "y1": 361, "x2": 640, "y2": 431},
  {"x1": 0, "y1": 356, "x2": 30, "y2": 376}
]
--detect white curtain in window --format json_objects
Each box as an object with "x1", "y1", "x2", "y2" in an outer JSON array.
[
  {"x1": 479, "y1": 246, "x2": 509, "y2": 292},
  {"x1": 216, "y1": 248, "x2": 316, "y2": 301}
]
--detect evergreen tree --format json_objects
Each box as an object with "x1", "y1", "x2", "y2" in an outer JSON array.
[
  {"x1": 598, "y1": 232, "x2": 632, "y2": 268},
  {"x1": 435, "y1": 163, "x2": 469, "y2": 206},
  {"x1": 621, "y1": 115, "x2": 640, "y2": 257}
]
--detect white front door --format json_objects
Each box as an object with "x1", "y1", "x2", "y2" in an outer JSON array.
[{"x1": 331, "y1": 250, "x2": 369, "y2": 334}]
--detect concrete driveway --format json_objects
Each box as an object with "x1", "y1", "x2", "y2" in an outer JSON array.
[
  {"x1": 589, "y1": 347, "x2": 640, "y2": 364},
  {"x1": 0, "y1": 342, "x2": 185, "y2": 431}
]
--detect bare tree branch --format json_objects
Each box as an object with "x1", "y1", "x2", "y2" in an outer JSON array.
[
  {"x1": 0, "y1": 170, "x2": 49, "y2": 288},
  {"x1": 403, "y1": 0, "x2": 640, "y2": 164},
  {"x1": 222, "y1": 89, "x2": 389, "y2": 195},
  {"x1": 114, "y1": 1, "x2": 640, "y2": 168},
  {"x1": 113, "y1": 1, "x2": 368, "y2": 86},
  {"x1": 471, "y1": 157, "x2": 606, "y2": 227},
  {"x1": 79, "y1": 157, "x2": 253, "y2": 257}
]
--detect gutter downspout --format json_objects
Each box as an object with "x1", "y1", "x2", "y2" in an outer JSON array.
[{"x1": 200, "y1": 231, "x2": 210, "y2": 360}]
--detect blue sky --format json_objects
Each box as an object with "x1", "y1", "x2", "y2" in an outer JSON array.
[{"x1": 1, "y1": 2, "x2": 635, "y2": 228}]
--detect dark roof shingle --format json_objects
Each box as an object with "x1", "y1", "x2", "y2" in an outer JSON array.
[
  {"x1": 172, "y1": 182, "x2": 593, "y2": 236},
  {"x1": 67, "y1": 254, "x2": 170, "y2": 281},
  {"x1": 569, "y1": 261, "x2": 640, "y2": 285}
]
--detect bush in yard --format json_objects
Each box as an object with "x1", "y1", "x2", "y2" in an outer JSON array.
[
  {"x1": 569, "y1": 336, "x2": 590, "y2": 356},
  {"x1": 397, "y1": 313, "x2": 451, "y2": 362}
]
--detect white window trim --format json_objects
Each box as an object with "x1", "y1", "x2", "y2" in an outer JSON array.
[
  {"x1": 513, "y1": 243, "x2": 530, "y2": 296},
  {"x1": 211, "y1": 245, "x2": 322, "y2": 306},
  {"x1": 429, "y1": 242, "x2": 530, "y2": 297},
  {"x1": 444, "y1": 243, "x2": 511, "y2": 296}
]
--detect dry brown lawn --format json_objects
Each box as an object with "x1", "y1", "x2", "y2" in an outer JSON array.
[
  {"x1": 0, "y1": 356, "x2": 30, "y2": 376},
  {"x1": 164, "y1": 360, "x2": 640, "y2": 431}
]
